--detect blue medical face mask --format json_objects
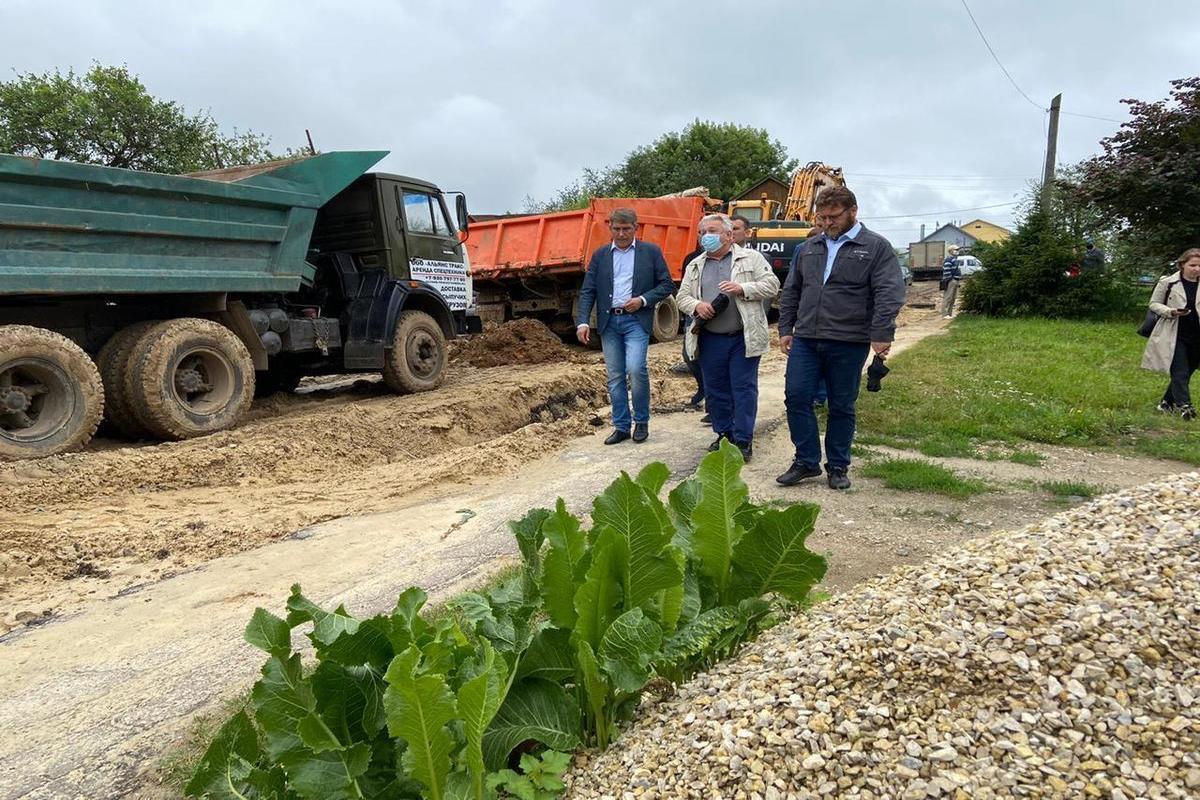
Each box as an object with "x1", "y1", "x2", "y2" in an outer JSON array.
[{"x1": 700, "y1": 232, "x2": 723, "y2": 252}]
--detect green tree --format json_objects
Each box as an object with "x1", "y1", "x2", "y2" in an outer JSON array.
[
  {"x1": 960, "y1": 196, "x2": 1133, "y2": 320},
  {"x1": 531, "y1": 120, "x2": 796, "y2": 212},
  {"x1": 0, "y1": 63, "x2": 283, "y2": 174},
  {"x1": 1075, "y1": 77, "x2": 1200, "y2": 259},
  {"x1": 617, "y1": 120, "x2": 796, "y2": 201}
]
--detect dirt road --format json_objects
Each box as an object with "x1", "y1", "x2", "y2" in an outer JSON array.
[{"x1": 1, "y1": 286, "x2": 1186, "y2": 798}]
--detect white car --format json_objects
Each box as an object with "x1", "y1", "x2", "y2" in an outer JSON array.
[{"x1": 955, "y1": 255, "x2": 984, "y2": 277}]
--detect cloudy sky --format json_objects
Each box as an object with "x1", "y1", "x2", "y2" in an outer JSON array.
[{"x1": 5, "y1": 0, "x2": 1199, "y2": 244}]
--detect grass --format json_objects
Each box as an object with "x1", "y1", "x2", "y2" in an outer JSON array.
[
  {"x1": 860, "y1": 458, "x2": 989, "y2": 497},
  {"x1": 1040, "y1": 480, "x2": 1108, "y2": 499},
  {"x1": 1007, "y1": 449, "x2": 1046, "y2": 466},
  {"x1": 855, "y1": 316, "x2": 1200, "y2": 464}
]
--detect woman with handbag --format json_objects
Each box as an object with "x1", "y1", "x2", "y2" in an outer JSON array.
[{"x1": 1142, "y1": 248, "x2": 1200, "y2": 419}]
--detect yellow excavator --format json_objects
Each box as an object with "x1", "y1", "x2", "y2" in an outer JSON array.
[{"x1": 727, "y1": 162, "x2": 846, "y2": 277}]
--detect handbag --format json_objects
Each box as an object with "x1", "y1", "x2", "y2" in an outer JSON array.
[
  {"x1": 939, "y1": 278, "x2": 949, "y2": 291},
  {"x1": 1139, "y1": 279, "x2": 1180, "y2": 337},
  {"x1": 1137, "y1": 309, "x2": 1159, "y2": 337}
]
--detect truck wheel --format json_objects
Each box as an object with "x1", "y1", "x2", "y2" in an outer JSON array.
[
  {"x1": 651, "y1": 295, "x2": 681, "y2": 343},
  {"x1": 382, "y1": 310, "x2": 447, "y2": 394},
  {"x1": 97, "y1": 321, "x2": 159, "y2": 440},
  {"x1": 0, "y1": 325, "x2": 104, "y2": 460},
  {"x1": 127, "y1": 318, "x2": 255, "y2": 440}
]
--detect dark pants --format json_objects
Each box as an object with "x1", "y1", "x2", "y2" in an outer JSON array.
[
  {"x1": 784, "y1": 337, "x2": 870, "y2": 471},
  {"x1": 698, "y1": 330, "x2": 760, "y2": 444},
  {"x1": 1163, "y1": 337, "x2": 1200, "y2": 407}
]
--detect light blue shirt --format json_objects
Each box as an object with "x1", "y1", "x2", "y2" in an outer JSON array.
[
  {"x1": 823, "y1": 222, "x2": 862, "y2": 284},
  {"x1": 611, "y1": 240, "x2": 637, "y2": 307}
]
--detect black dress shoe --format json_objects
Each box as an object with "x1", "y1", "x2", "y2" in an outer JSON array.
[
  {"x1": 776, "y1": 461, "x2": 822, "y2": 486},
  {"x1": 700, "y1": 414, "x2": 711, "y2": 424},
  {"x1": 708, "y1": 433, "x2": 731, "y2": 452},
  {"x1": 632, "y1": 423, "x2": 648, "y2": 443},
  {"x1": 604, "y1": 429, "x2": 631, "y2": 445},
  {"x1": 688, "y1": 390, "x2": 705, "y2": 408},
  {"x1": 827, "y1": 469, "x2": 852, "y2": 490},
  {"x1": 735, "y1": 441, "x2": 753, "y2": 462}
]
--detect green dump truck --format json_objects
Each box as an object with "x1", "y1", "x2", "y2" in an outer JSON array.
[{"x1": 0, "y1": 151, "x2": 481, "y2": 460}]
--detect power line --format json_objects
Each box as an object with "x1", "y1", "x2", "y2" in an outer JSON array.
[
  {"x1": 1061, "y1": 110, "x2": 1125, "y2": 124},
  {"x1": 959, "y1": 0, "x2": 1045, "y2": 111},
  {"x1": 861, "y1": 201, "x2": 1019, "y2": 220},
  {"x1": 852, "y1": 171, "x2": 1031, "y2": 179}
]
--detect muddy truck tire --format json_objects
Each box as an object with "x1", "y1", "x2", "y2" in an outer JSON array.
[
  {"x1": 383, "y1": 310, "x2": 447, "y2": 394},
  {"x1": 97, "y1": 321, "x2": 159, "y2": 440},
  {"x1": 0, "y1": 325, "x2": 104, "y2": 460},
  {"x1": 651, "y1": 295, "x2": 681, "y2": 343},
  {"x1": 126, "y1": 318, "x2": 255, "y2": 440}
]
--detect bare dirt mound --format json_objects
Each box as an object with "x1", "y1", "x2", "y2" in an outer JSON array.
[
  {"x1": 450, "y1": 318, "x2": 582, "y2": 367},
  {"x1": 0, "y1": 361, "x2": 609, "y2": 629}
]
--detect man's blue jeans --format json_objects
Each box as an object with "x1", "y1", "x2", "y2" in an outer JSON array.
[
  {"x1": 698, "y1": 330, "x2": 761, "y2": 444},
  {"x1": 601, "y1": 314, "x2": 651, "y2": 432},
  {"x1": 784, "y1": 338, "x2": 870, "y2": 471}
]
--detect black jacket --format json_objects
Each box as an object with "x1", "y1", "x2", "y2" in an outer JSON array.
[
  {"x1": 778, "y1": 224, "x2": 906, "y2": 343},
  {"x1": 575, "y1": 241, "x2": 675, "y2": 335}
]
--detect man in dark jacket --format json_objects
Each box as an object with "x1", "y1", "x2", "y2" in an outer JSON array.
[
  {"x1": 576, "y1": 208, "x2": 675, "y2": 444},
  {"x1": 775, "y1": 187, "x2": 906, "y2": 489}
]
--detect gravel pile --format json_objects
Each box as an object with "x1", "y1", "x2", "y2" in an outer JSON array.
[{"x1": 566, "y1": 473, "x2": 1200, "y2": 799}]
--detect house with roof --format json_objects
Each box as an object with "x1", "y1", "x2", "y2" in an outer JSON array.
[{"x1": 918, "y1": 219, "x2": 1012, "y2": 250}]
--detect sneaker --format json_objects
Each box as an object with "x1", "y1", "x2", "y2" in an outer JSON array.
[
  {"x1": 1181, "y1": 404, "x2": 1197, "y2": 421},
  {"x1": 1157, "y1": 400, "x2": 1175, "y2": 414},
  {"x1": 776, "y1": 461, "x2": 822, "y2": 486},
  {"x1": 827, "y1": 469, "x2": 852, "y2": 490}
]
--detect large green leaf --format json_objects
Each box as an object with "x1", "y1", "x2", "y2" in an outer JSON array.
[
  {"x1": 540, "y1": 499, "x2": 588, "y2": 629},
  {"x1": 483, "y1": 679, "x2": 580, "y2": 770},
  {"x1": 591, "y1": 472, "x2": 683, "y2": 616},
  {"x1": 386, "y1": 586, "x2": 432, "y2": 653},
  {"x1": 383, "y1": 647, "x2": 458, "y2": 800},
  {"x1": 510, "y1": 507, "x2": 551, "y2": 597},
  {"x1": 317, "y1": 616, "x2": 395, "y2": 671},
  {"x1": 658, "y1": 605, "x2": 744, "y2": 667},
  {"x1": 597, "y1": 608, "x2": 663, "y2": 694},
  {"x1": 279, "y1": 741, "x2": 371, "y2": 800},
  {"x1": 574, "y1": 642, "x2": 611, "y2": 749},
  {"x1": 666, "y1": 476, "x2": 702, "y2": 556},
  {"x1": 634, "y1": 462, "x2": 671, "y2": 495},
  {"x1": 251, "y1": 654, "x2": 316, "y2": 760},
  {"x1": 311, "y1": 661, "x2": 386, "y2": 741},
  {"x1": 730, "y1": 503, "x2": 827, "y2": 603},
  {"x1": 184, "y1": 710, "x2": 260, "y2": 799},
  {"x1": 245, "y1": 608, "x2": 292, "y2": 659},
  {"x1": 689, "y1": 442, "x2": 748, "y2": 601},
  {"x1": 515, "y1": 626, "x2": 575, "y2": 684},
  {"x1": 453, "y1": 591, "x2": 536, "y2": 668},
  {"x1": 571, "y1": 529, "x2": 624, "y2": 651},
  {"x1": 457, "y1": 641, "x2": 509, "y2": 800},
  {"x1": 284, "y1": 586, "x2": 360, "y2": 647}
]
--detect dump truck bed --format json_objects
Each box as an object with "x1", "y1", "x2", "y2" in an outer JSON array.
[
  {"x1": 0, "y1": 151, "x2": 386, "y2": 295},
  {"x1": 466, "y1": 196, "x2": 705, "y2": 282}
]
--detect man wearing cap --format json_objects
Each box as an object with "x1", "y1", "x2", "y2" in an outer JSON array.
[
  {"x1": 576, "y1": 207, "x2": 675, "y2": 445},
  {"x1": 1082, "y1": 237, "x2": 1106, "y2": 273},
  {"x1": 941, "y1": 245, "x2": 962, "y2": 319}
]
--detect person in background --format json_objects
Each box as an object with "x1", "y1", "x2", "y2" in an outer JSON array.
[
  {"x1": 676, "y1": 244, "x2": 707, "y2": 416},
  {"x1": 1082, "y1": 237, "x2": 1106, "y2": 273},
  {"x1": 575, "y1": 208, "x2": 676, "y2": 444},
  {"x1": 775, "y1": 187, "x2": 906, "y2": 490},
  {"x1": 941, "y1": 245, "x2": 962, "y2": 319},
  {"x1": 676, "y1": 213, "x2": 779, "y2": 461},
  {"x1": 1143, "y1": 247, "x2": 1200, "y2": 420}
]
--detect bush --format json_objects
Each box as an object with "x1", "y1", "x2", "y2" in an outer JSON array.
[
  {"x1": 185, "y1": 444, "x2": 827, "y2": 800},
  {"x1": 960, "y1": 205, "x2": 1138, "y2": 320}
]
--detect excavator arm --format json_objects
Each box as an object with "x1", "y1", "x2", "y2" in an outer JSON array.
[{"x1": 782, "y1": 162, "x2": 846, "y2": 223}]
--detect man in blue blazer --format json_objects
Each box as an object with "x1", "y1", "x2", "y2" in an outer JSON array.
[{"x1": 575, "y1": 208, "x2": 676, "y2": 444}]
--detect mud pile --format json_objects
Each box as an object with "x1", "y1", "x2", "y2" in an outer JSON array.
[{"x1": 451, "y1": 318, "x2": 579, "y2": 367}]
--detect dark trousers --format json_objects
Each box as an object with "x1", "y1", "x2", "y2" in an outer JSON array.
[
  {"x1": 698, "y1": 330, "x2": 760, "y2": 444},
  {"x1": 784, "y1": 337, "x2": 870, "y2": 471},
  {"x1": 1163, "y1": 337, "x2": 1200, "y2": 407}
]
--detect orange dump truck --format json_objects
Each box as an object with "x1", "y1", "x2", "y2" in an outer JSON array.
[{"x1": 465, "y1": 197, "x2": 707, "y2": 343}]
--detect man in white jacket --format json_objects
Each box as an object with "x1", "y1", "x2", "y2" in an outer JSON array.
[{"x1": 675, "y1": 214, "x2": 780, "y2": 461}]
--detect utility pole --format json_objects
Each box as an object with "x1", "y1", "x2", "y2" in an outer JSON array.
[{"x1": 1041, "y1": 93, "x2": 1062, "y2": 205}]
